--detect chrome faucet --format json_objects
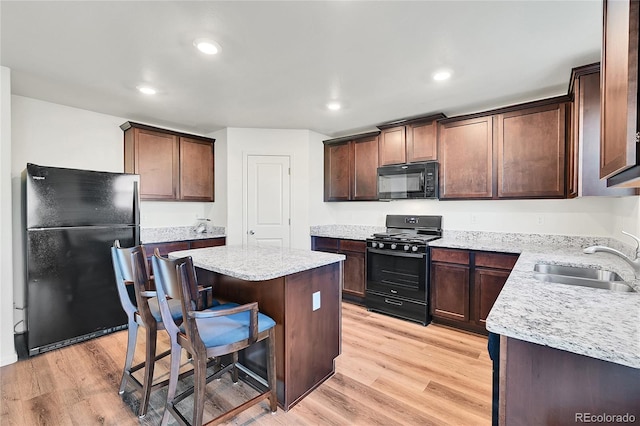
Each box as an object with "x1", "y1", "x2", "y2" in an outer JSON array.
[{"x1": 584, "y1": 231, "x2": 640, "y2": 277}]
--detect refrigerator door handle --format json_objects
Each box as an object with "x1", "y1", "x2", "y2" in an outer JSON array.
[{"x1": 133, "y1": 179, "x2": 140, "y2": 244}]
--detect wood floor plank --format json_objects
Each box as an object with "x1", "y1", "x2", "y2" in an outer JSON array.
[{"x1": 0, "y1": 303, "x2": 492, "y2": 425}]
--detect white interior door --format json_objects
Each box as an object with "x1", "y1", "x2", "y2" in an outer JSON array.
[{"x1": 246, "y1": 155, "x2": 291, "y2": 248}]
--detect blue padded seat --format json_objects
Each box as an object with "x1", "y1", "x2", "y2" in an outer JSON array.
[{"x1": 181, "y1": 304, "x2": 276, "y2": 348}]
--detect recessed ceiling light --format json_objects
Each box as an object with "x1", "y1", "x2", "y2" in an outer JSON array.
[
  {"x1": 137, "y1": 86, "x2": 157, "y2": 95},
  {"x1": 327, "y1": 102, "x2": 341, "y2": 111},
  {"x1": 194, "y1": 38, "x2": 221, "y2": 55},
  {"x1": 433, "y1": 70, "x2": 452, "y2": 81}
]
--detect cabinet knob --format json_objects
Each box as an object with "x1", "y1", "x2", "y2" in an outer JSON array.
[{"x1": 248, "y1": 230, "x2": 255, "y2": 235}]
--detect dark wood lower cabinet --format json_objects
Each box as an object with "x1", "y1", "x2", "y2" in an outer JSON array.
[
  {"x1": 311, "y1": 237, "x2": 366, "y2": 304},
  {"x1": 500, "y1": 336, "x2": 640, "y2": 425},
  {"x1": 431, "y1": 262, "x2": 469, "y2": 322},
  {"x1": 430, "y1": 247, "x2": 518, "y2": 334}
]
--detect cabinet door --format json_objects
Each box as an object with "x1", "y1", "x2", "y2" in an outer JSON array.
[
  {"x1": 379, "y1": 126, "x2": 406, "y2": 166},
  {"x1": 324, "y1": 142, "x2": 351, "y2": 201},
  {"x1": 352, "y1": 136, "x2": 379, "y2": 200},
  {"x1": 600, "y1": 0, "x2": 639, "y2": 179},
  {"x1": 342, "y1": 250, "x2": 365, "y2": 297},
  {"x1": 431, "y1": 262, "x2": 469, "y2": 322},
  {"x1": 473, "y1": 268, "x2": 510, "y2": 326},
  {"x1": 134, "y1": 128, "x2": 179, "y2": 200},
  {"x1": 439, "y1": 117, "x2": 493, "y2": 199},
  {"x1": 496, "y1": 103, "x2": 566, "y2": 198},
  {"x1": 179, "y1": 137, "x2": 214, "y2": 201},
  {"x1": 407, "y1": 120, "x2": 438, "y2": 163}
]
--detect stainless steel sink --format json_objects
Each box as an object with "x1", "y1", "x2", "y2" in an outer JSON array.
[
  {"x1": 533, "y1": 264, "x2": 623, "y2": 281},
  {"x1": 533, "y1": 264, "x2": 636, "y2": 293}
]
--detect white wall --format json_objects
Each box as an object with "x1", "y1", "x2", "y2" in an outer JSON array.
[
  {"x1": 207, "y1": 128, "x2": 228, "y2": 227},
  {"x1": 1, "y1": 67, "x2": 17, "y2": 366},
  {"x1": 224, "y1": 128, "x2": 313, "y2": 249}
]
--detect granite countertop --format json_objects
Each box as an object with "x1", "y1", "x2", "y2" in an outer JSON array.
[
  {"x1": 310, "y1": 224, "x2": 386, "y2": 241},
  {"x1": 169, "y1": 245, "x2": 345, "y2": 281},
  {"x1": 432, "y1": 232, "x2": 639, "y2": 369},
  {"x1": 141, "y1": 226, "x2": 226, "y2": 244}
]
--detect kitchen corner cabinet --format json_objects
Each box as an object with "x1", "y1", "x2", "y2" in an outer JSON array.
[
  {"x1": 121, "y1": 121, "x2": 215, "y2": 201},
  {"x1": 438, "y1": 98, "x2": 569, "y2": 200},
  {"x1": 377, "y1": 113, "x2": 446, "y2": 166},
  {"x1": 311, "y1": 237, "x2": 366, "y2": 303},
  {"x1": 600, "y1": 0, "x2": 640, "y2": 187},
  {"x1": 568, "y1": 64, "x2": 638, "y2": 197},
  {"x1": 430, "y1": 247, "x2": 518, "y2": 334},
  {"x1": 323, "y1": 132, "x2": 380, "y2": 201}
]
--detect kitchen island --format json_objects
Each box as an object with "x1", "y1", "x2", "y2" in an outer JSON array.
[{"x1": 169, "y1": 245, "x2": 345, "y2": 411}]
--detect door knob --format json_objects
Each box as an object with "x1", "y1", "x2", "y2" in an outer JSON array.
[{"x1": 248, "y1": 230, "x2": 255, "y2": 235}]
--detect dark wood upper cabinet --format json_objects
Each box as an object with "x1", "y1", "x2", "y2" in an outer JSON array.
[
  {"x1": 600, "y1": 0, "x2": 639, "y2": 185},
  {"x1": 378, "y1": 126, "x2": 406, "y2": 166},
  {"x1": 438, "y1": 97, "x2": 569, "y2": 200},
  {"x1": 323, "y1": 132, "x2": 380, "y2": 201},
  {"x1": 324, "y1": 141, "x2": 351, "y2": 201},
  {"x1": 496, "y1": 103, "x2": 567, "y2": 198},
  {"x1": 377, "y1": 114, "x2": 446, "y2": 166},
  {"x1": 122, "y1": 122, "x2": 215, "y2": 202},
  {"x1": 352, "y1": 135, "x2": 380, "y2": 200},
  {"x1": 568, "y1": 64, "x2": 638, "y2": 197},
  {"x1": 406, "y1": 119, "x2": 440, "y2": 163},
  {"x1": 438, "y1": 116, "x2": 494, "y2": 199},
  {"x1": 124, "y1": 126, "x2": 179, "y2": 200},
  {"x1": 179, "y1": 137, "x2": 214, "y2": 201}
]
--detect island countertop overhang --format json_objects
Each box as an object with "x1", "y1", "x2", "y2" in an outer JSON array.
[{"x1": 168, "y1": 245, "x2": 345, "y2": 281}]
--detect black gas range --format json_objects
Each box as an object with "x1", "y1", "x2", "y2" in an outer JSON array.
[{"x1": 365, "y1": 215, "x2": 442, "y2": 325}]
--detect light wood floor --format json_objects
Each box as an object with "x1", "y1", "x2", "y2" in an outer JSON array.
[{"x1": 0, "y1": 303, "x2": 492, "y2": 425}]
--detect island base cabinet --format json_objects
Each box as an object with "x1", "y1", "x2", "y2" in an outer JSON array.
[
  {"x1": 196, "y1": 262, "x2": 342, "y2": 411},
  {"x1": 500, "y1": 336, "x2": 640, "y2": 425}
]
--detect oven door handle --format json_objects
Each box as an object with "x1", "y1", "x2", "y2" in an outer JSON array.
[{"x1": 367, "y1": 248, "x2": 425, "y2": 259}]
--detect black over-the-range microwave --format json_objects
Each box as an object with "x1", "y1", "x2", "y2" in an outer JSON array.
[{"x1": 377, "y1": 161, "x2": 439, "y2": 200}]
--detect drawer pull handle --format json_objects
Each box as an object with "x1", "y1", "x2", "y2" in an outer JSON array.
[
  {"x1": 390, "y1": 289, "x2": 398, "y2": 294},
  {"x1": 384, "y1": 298, "x2": 403, "y2": 306}
]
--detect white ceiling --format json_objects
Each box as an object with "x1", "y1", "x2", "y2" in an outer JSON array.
[{"x1": 1, "y1": 1, "x2": 602, "y2": 138}]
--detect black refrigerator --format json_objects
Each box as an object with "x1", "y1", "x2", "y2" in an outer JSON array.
[{"x1": 24, "y1": 163, "x2": 140, "y2": 356}]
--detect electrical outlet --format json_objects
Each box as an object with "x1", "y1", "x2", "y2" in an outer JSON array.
[
  {"x1": 312, "y1": 291, "x2": 321, "y2": 311},
  {"x1": 537, "y1": 215, "x2": 545, "y2": 225},
  {"x1": 470, "y1": 214, "x2": 478, "y2": 224}
]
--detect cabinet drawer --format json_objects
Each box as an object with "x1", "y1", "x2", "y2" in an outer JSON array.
[
  {"x1": 190, "y1": 238, "x2": 225, "y2": 249},
  {"x1": 475, "y1": 252, "x2": 518, "y2": 270},
  {"x1": 313, "y1": 237, "x2": 339, "y2": 252},
  {"x1": 340, "y1": 239, "x2": 366, "y2": 253},
  {"x1": 431, "y1": 248, "x2": 470, "y2": 265}
]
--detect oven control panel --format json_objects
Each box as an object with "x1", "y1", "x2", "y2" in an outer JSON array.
[{"x1": 367, "y1": 240, "x2": 427, "y2": 254}]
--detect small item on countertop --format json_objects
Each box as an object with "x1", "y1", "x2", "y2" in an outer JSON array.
[{"x1": 194, "y1": 218, "x2": 210, "y2": 234}]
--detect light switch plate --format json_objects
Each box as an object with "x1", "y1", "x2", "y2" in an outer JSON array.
[{"x1": 312, "y1": 291, "x2": 321, "y2": 311}]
